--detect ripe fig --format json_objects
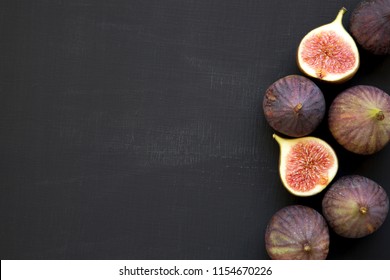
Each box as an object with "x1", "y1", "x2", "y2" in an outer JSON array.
[
  {"x1": 263, "y1": 75, "x2": 326, "y2": 137},
  {"x1": 350, "y1": 0, "x2": 390, "y2": 55},
  {"x1": 297, "y1": 7, "x2": 360, "y2": 83},
  {"x1": 265, "y1": 205, "x2": 330, "y2": 260},
  {"x1": 328, "y1": 85, "x2": 390, "y2": 155},
  {"x1": 273, "y1": 134, "x2": 338, "y2": 197},
  {"x1": 322, "y1": 175, "x2": 389, "y2": 238}
]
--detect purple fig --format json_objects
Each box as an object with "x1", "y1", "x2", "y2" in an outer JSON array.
[
  {"x1": 350, "y1": 0, "x2": 390, "y2": 55},
  {"x1": 328, "y1": 85, "x2": 390, "y2": 155},
  {"x1": 322, "y1": 175, "x2": 389, "y2": 238},
  {"x1": 265, "y1": 205, "x2": 330, "y2": 260},
  {"x1": 263, "y1": 75, "x2": 325, "y2": 137}
]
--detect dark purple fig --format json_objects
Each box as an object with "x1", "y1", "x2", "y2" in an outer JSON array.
[
  {"x1": 322, "y1": 175, "x2": 389, "y2": 238},
  {"x1": 263, "y1": 75, "x2": 325, "y2": 137},
  {"x1": 328, "y1": 85, "x2": 390, "y2": 155},
  {"x1": 350, "y1": 0, "x2": 390, "y2": 55},
  {"x1": 265, "y1": 205, "x2": 330, "y2": 260}
]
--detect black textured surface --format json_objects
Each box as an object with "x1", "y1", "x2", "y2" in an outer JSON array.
[{"x1": 1, "y1": 0, "x2": 390, "y2": 260}]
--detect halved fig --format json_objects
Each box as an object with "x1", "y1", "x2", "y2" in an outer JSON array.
[
  {"x1": 322, "y1": 175, "x2": 389, "y2": 238},
  {"x1": 350, "y1": 0, "x2": 390, "y2": 55},
  {"x1": 328, "y1": 85, "x2": 390, "y2": 155},
  {"x1": 297, "y1": 7, "x2": 360, "y2": 83},
  {"x1": 274, "y1": 134, "x2": 338, "y2": 196},
  {"x1": 263, "y1": 75, "x2": 326, "y2": 137},
  {"x1": 265, "y1": 205, "x2": 330, "y2": 260}
]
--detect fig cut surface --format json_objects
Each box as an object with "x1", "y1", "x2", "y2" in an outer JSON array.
[
  {"x1": 297, "y1": 7, "x2": 360, "y2": 83},
  {"x1": 274, "y1": 134, "x2": 338, "y2": 197}
]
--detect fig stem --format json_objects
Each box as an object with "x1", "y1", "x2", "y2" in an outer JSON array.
[
  {"x1": 273, "y1": 133, "x2": 283, "y2": 145},
  {"x1": 370, "y1": 109, "x2": 385, "y2": 121},
  {"x1": 294, "y1": 103, "x2": 303, "y2": 113},
  {"x1": 303, "y1": 243, "x2": 311, "y2": 252},
  {"x1": 376, "y1": 111, "x2": 385, "y2": 121},
  {"x1": 333, "y1": 7, "x2": 347, "y2": 25},
  {"x1": 360, "y1": 206, "x2": 368, "y2": 215}
]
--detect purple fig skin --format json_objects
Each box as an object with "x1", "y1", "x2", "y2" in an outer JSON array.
[
  {"x1": 328, "y1": 85, "x2": 390, "y2": 155},
  {"x1": 322, "y1": 175, "x2": 389, "y2": 238},
  {"x1": 350, "y1": 0, "x2": 390, "y2": 55},
  {"x1": 265, "y1": 205, "x2": 330, "y2": 260},
  {"x1": 263, "y1": 75, "x2": 325, "y2": 137}
]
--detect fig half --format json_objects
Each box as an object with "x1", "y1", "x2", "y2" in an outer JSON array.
[
  {"x1": 350, "y1": 0, "x2": 390, "y2": 55},
  {"x1": 297, "y1": 8, "x2": 360, "y2": 83},
  {"x1": 322, "y1": 175, "x2": 389, "y2": 238},
  {"x1": 273, "y1": 134, "x2": 338, "y2": 197},
  {"x1": 263, "y1": 75, "x2": 326, "y2": 137},
  {"x1": 328, "y1": 85, "x2": 390, "y2": 155},
  {"x1": 265, "y1": 205, "x2": 330, "y2": 260}
]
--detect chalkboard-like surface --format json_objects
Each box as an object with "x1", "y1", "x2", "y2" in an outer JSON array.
[{"x1": 1, "y1": 0, "x2": 390, "y2": 259}]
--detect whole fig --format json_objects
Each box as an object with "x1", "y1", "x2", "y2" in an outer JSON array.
[
  {"x1": 263, "y1": 75, "x2": 325, "y2": 137},
  {"x1": 328, "y1": 85, "x2": 390, "y2": 155},
  {"x1": 350, "y1": 0, "x2": 390, "y2": 55},
  {"x1": 322, "y1": 175, "x2": 389, "y2": 238},
  {"x1": 265, "y1": 205, "x2": 330, "y2": 259}
]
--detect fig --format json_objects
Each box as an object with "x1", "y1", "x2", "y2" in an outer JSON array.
[
  {"x1": 297, "y1": 8, "x2": 360, "y2": 83},
  {"x1": 328, "y1": 85, "x2": 390, "y2": 155},
  {"x1": 265, "y1": 205, "x2": 330, "y2": 260},
  {"x1": 322, "y1": 175, "x2": 389, "y2": 238},
  {"x1": 273, "y1": 134, "x2": 338, "y2": 197},
  {"x1": 350, "y1": 0, "x2": 390, "y2": 55},
  {"x1": 263, "y1": 75, "x2": 326, "y2": 137}
]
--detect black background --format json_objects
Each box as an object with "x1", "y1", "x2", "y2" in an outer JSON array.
[{"x1": 1, "y1": 0, "x2": 390, "y2": 260}]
